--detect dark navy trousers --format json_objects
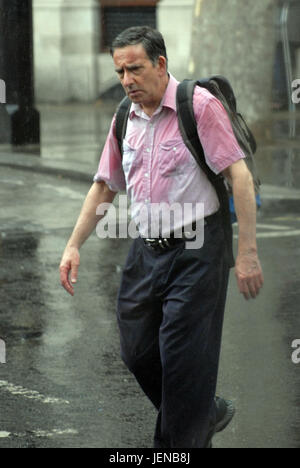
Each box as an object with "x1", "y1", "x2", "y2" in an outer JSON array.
[{"x1": 117, "y1": 213, "x2": 230, "y2": 448}]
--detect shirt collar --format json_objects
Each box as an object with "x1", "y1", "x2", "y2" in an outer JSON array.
[{"x1": 129, "y1": 73, "x2": 179, "y2": 120}]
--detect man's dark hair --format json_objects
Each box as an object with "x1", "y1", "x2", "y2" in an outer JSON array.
[{"x1": 110, "y1": 26, "x2": 168, "y2": 67}]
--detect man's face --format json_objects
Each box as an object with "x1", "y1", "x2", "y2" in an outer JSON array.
[{"x1": 113, "y1": 44, "x2": 167, "y2": 111}]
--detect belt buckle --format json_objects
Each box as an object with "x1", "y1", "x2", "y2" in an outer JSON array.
[
  {"x1": 145, "y1": 238, "x2": 158, "y2": 250},
  {"x1": 145, "y1": 238, "x2": 171, "y2": 250},
  {"x1": 161, "y1": 238, "x2": 171, "y2": 249}
]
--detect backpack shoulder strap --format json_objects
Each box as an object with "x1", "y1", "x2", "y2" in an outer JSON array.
[
  {"x1": 115, "y1": 96, "x2": 131, "y2": 156},
  {"x1": 176, "y1": 79, "x2": 221, "y2": 185},
  {"x1": 176, "y1": 78, "x2": 235, "y2": 268}
]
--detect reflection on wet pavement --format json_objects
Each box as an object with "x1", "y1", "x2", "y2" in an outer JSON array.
[
  {"x1": 36, "y1": 102, "x2": 300, "y2": 190},
  {"x1": 38, "y1": 102, "x2": 117, "y2": 167},
  {"x1": 0, "y1": 167, "x2": 153, "y2": 448}
]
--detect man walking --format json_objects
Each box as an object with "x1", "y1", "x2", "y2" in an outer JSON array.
[{"x1": 60, "y1": 27, "x2": 264, "y2": 448}]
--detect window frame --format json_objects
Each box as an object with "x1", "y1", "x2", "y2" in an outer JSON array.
[{"x1": 100, "y1": 0, "x2": 160, "y2": 53}]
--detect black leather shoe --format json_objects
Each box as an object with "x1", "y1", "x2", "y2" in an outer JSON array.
[
  {"x1": 206, "y1": 397, "x2": 235, "y2": 448},
  {"x1": 215, "y1": 396, "x2": 235, "y2": 433}
]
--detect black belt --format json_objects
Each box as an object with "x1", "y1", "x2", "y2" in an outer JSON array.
[{"x1": 141, "y1": 211, "x2": 220, "y2": 252}]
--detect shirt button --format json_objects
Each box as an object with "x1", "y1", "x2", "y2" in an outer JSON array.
[
  {"x1": 146, "y1": 148, "x2": 150, "y2": 153},
  {"x1": 145, "y1": 172, "x2": 149, "y2": 178}
]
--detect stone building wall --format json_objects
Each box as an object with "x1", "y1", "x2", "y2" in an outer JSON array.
[
  {"x1": 33, "y1": 0, "x2": 100, "y2": 102},
  {"x1": 189, "y1": 0, "x2": 276, "y2": 123}
]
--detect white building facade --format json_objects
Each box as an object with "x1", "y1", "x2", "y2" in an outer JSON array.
[{"x1": 33, "y1": 0, "x2": 194, "y2": 103}]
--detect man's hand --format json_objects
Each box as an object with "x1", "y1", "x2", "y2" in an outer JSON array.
[
  {"x1": 59, "y1": 246, "x2": 80, "y2": 296},
  {"x1": 223, "y1": 161, "x2": 264, "y2": 301},
  {"x1": 58, "y1": 182, "x2": 117, "y2": 296},
  {"x1": 235, "y1": 250, "x2": 264, "y2": 300}
]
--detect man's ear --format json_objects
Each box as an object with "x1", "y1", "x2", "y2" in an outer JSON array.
[{"x1": 157, "y1": 55, "x2": 167, "y2": 75}]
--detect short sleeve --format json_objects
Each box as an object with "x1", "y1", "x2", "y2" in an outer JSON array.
[
  {"x1": 193, "y1": 88, "x2": 246, "y2": 175},
  {"x1": 93, "y1": 115, "x2": 126, "y2": 192}
]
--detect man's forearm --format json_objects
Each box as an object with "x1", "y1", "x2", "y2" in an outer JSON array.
[
  {"x1": 231, "y1": 170, "x2": 257, "y2": 255},
  {"x1": 67, "y1": 181, "x2": 117, "y2": 250},
  {"x1": 223, "y1": 159, "x2": 263, "y2": 300}
]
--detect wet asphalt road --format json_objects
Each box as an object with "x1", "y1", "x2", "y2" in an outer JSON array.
[{"x1": 0, "y1": 165, "x2": 300, "y2": 448}]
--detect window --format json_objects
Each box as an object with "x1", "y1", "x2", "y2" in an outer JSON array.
[{"x1": 100, "y1": 0, "x2": 159, "y2": 52}]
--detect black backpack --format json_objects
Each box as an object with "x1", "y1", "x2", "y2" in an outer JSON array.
[{"x1": 115, "y1": 76, "x2": 261, "y2": 268}]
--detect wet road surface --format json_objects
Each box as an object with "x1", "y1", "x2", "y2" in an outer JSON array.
[
  {"x1": 0, "y1": 165, "x2": 300, "y2": 448},
  {"x1": 0, "y1": 167, "x2": 153, "y2": 448}
]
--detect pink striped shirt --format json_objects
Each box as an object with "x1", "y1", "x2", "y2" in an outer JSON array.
[{"x1": 94, "y1": 74, "x2": 245, "y2": 237}]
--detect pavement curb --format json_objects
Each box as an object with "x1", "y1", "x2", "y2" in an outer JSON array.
[
  {"x1": 260, "y1": 185, "x2": 300, "y2": 215},
  {"x1": 0, "y1": 151, "x2": 94, "y2": 184}
]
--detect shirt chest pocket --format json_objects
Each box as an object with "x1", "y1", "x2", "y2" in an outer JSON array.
[
  {"x1": 158, "y1": 139, "x2": 197, "y2": 177},
  {"x1": 122, "y1": 140, "x2": 142, "y2": 171}
]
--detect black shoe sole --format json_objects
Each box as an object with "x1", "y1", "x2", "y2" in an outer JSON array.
[
  {"x1": 205, "y1": 399, "x2": 235, "y2": 448},
  {"x1": 215, "y1": 399, "x2": 235, "y2": 433}
]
